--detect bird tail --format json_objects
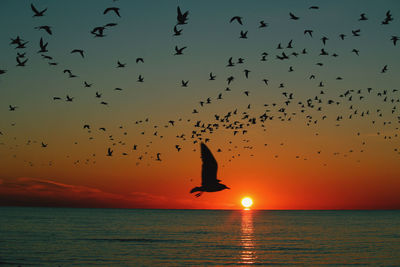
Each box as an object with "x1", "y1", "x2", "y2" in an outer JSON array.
[{"x1": 190, "y1": 187, "x2": 202, "y2": 194}]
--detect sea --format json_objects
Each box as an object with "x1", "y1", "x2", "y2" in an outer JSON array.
[{"x1": 0, "y1": 207, "x2": 399, "y2": 266}]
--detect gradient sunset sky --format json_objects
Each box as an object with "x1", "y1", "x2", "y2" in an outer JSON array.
[{"x1": 0, "y1": 0, "x2": 399, "y2": 209}]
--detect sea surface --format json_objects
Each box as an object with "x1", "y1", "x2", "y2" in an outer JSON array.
[{"x1": 0, "y1": 207, "x2": 399, "y2": 266}]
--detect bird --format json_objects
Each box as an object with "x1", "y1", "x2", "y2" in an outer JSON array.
[
  {"x1": 244, "y1": 69, "x2": 250, "y2": 78},
  {"x1": 190, "y1": 143, "x2": 230, "y2": 197},
  {"x1": 239, "y1": 30, "x2": 248, "y2": 39},
  {"x1": 35, "y1": 25, "x2": 52, "y2": 35},
  {"x1": 84, "y1": 81, "x2": 92, "y2": 87},
  {"x1": 352, "y1": 29, "x2": 361, "y2": 36},
  {"x1": 71, "y1": 49, "x2": 84, "y2": 58},
  {"x1": 16, "y1": 57, "x2": 28, "y2": 67},
  {"x1": 31, "y1": 4, "x2": 47, "y2": 17},
  {"x1": 174, "y1": 46, "x2": 186, "y2": 55},
  {"x1": 181, "y1": 80, "x2": 189, "y2": 87},
  {"x1": 38, "y1": 38, "x2": 48, "y2": 53},
  {"x1": 117, "y1": 61, "x2": 126, "y2": 68},
  {"x1": 9, "y1": 105, "x2": 18, "y2": 111},
  {"x1": 177, "y1": 6, "x2": 189, "y2": 25},
  {"x1": 359, "y1": 13, "x2": 368, "y2": 21},
  {"x1": 107, "y1": 148, "x2": 113, "y2": 156},
  {"x1": 230, "y1": 16, "x2": 243, "y2": 25},
  {"x1": 289, "y1": 12, "x2": 299, "y2": 20},
  {"x1": 136, "y1": 57, "x2": 144, "y2": 63},
  {"x1": 173, "y1": 25, "x2": 182, "y2": 36},
  {"x1": 304, "y1": 29, "x2": 313, "y2": 37},
  {"x1": 259, "y1": 20, "x2": 268, "y2": 28},
  {"x1": 104, "y1": 7, "x2": 121, "y2": 17},
  {"x1": 391, "y1": 36, "x2": 399, "y2": 46},
  {"x1": 209, "y1": 72, "x2": 216, "y2": 80}
]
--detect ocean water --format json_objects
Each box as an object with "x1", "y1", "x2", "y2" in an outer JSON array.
[{"x1": 0, "y1": 208, "x2": 399, "y2": 266}]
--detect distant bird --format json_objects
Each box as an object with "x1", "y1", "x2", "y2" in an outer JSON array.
[
  {"x1": 35, "y1": 25, "x2": 52, "y2": 35},
  {"x1": 0, "y1": 69, "x2": 6, "y2": 75},
  {"x1": 71, "y1": 49, "x2": 84, "y2": 58},
  {"x1": 136, "y1": 57, "x2": 144, "y2": 63},
  {"x1": 31, "y1": 4, "x2": 47, "y2": 17},
  {"x1": 41, "y1": 142, "x2": 47, "y2": 148},
  {"x1": 137, "y1": 75, "x2": 144, "y2": 82},
  {"x1": 173, "y1": 25, "x2": 182, "y2": 36},
  {"x1": 230, "y1": 16, "x2": 243, "y2": 25},
  {"x1": 174, "y1": 46, "x2": 186, "y2": 55},
  {"x1": 117, "y1": 61, "x2": 126, "y2": 68},
  {"x1": 304, "y1": 29, "x2": 313, "y2": 37},
  {"x1": 289, "y1": 12, "x2": 299, "y2": 20},
  {"x1": 107, "y1": 148, "x2": 113, "y2": 156},
  {"x1": 9, "y1": 105, "x2": 18, "y2": 111},
  {"x1": 239, "y1": 30, "x2": 248, "y2": 39},
  {"x1": 181, "y1": 80, "x2": 189, "y2": 87},
  {"x1": 38, "y1": 38, "x2": 48, "y2": 53},
  {"x1": 84, "y1": 81, "x2": 92, "y2": 87},
  {"x1": 16, "y1": 57, "x2": 27, "y2": 67},
  {"x1": 209, "y1": 72, "x2": 216, "y2": 80},
  {"x1": 104, "y1": 7, "x2": 121, "y2": 17},
  {"x1": 177, "y1": 6, "x2": 189, "y2": 25},
  {"x1": 381, "y1": 65, "x2": 388, "y2": 73},
  {"x1": 190, "y1": 143, "x2": 230, "y2": 197},
  {"x1": 391, "y1": 36, "x2": 399, "y2": 46},
  {"x1": 359, "y1": 13, "x2": 368, "y2": 21},
  {"x1": 259, "y1": 20, "x2": 268, "y2": 28},
  {"x1": 352, "y1": 29, "x2": 361, "y2": 36}
]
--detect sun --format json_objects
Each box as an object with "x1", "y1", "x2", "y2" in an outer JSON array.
[{"x1": 241, "y1": 197, "x2": 253, "y2": 209}]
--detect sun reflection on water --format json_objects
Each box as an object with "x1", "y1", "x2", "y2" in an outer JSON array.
[{"x1": 239, "y1": 209, "x2": 257, "y2": 264}]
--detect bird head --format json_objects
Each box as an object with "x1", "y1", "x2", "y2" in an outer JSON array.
[{"x1": 221, "y1": 184, "x2": 230, "y2": 190}]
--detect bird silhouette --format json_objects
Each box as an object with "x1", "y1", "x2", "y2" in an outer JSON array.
[
  {"x1": 177, "y1": 6, "x2": 189, "y2": 25},
  {"x1": 173, "y1": 25, "x2": 182, "y2": 36},
  {"x1": 35, "y1": 25, "x2": 52, "y2": 35},
  {"x1": 174, "y1": 46, "x2": 186, "y2": 55},
  {"x1": 190, "y1": 143, "x2": 230, "y2": 197},
  {"x1": 31, "y1": 4, "x2": 47, "y2": 17},
  {"x1": 230, "y1": 16, "x2": 243, "y2": 25},
  {"x1": 289, "y1": 12, "x2": 299, "y2": 20},
  {"x1": 71, "y1": 49, "x2": 84, "y2": 58},
  {"x1": 104, "y1": 7, "x2": 121, "y2": 17}
]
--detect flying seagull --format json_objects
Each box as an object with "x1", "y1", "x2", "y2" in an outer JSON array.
[{"x1": 190, "y1": 143, "x2": 230, "y2": 197}]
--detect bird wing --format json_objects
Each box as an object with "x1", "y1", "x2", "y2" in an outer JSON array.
[
  {"x1": 200, "y1": 143, "x2": 218, "y2": 186},
  {"x1": 31, "y1": 4, "x2": 39, "y2": 14}
]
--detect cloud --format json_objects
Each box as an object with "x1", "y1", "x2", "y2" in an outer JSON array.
[{"x1": 0, "y1": 177, "x2": 175, "y2": 209}]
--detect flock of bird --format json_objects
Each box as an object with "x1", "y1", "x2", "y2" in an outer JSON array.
[{"x1": 0, "y1": 2, "x2": 399, "y2": 171}]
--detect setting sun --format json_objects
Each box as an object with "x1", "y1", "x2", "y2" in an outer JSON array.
[{"x1": 241, "y1": 197, "x2": 253, "y2": 208}]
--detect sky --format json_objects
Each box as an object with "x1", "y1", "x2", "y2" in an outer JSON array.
[{"x1": 0, "y1": 0, "x2": 399, "y2": 209}]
